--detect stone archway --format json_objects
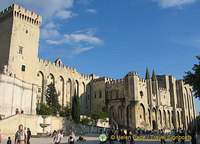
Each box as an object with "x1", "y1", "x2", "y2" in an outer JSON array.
[{"x1": 152, "y1": 120, "x2": 157, "y2": 130}]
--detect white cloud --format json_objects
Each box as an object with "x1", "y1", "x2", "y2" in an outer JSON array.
[
  {"x1": 41, "y1": 22, "x2": 61, "y2": 39},
  {"x1": 55, "y1": 10, "x2": 75, "y2": 20},
  {"x1": 47, "y1": 32, "x2": 103, "y2": 45},
  {"x1": 79, "y1": 0, "x2": 92, "y2": 5},
  {"x1": 85, "y1": 9, "x2": 97, "y2": 14},
  {"x1": 152, "y1": 0, "x2": 197, "y2": 8},
  {"x1": 171, "y1": 36, "x2": 200, "y2": 49},
  {"x1": 46, "y1": 29, "x2": 103, "y2": 57}
]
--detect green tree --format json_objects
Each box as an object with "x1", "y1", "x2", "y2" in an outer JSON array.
[
  {"x1": 59, "y1": 104, "x2": 72, "y2": 119},
  {"x1": 88, "y1": 110, "x2": 108, "y2": 126},
  {"x1": 36, "y1": 103, "x2": 55, "y2": 115},
  {"x1": 46, "y1": 82, "x2": 61, "y2": 115},
  {"x1": 184, "y1": 55, "x2": 200, "y2": 99},
  {"x1": 72, "y1": 91, "x2": 81, "y2": 123},
  {"x1": 80, "y1": 117, "x2": 91, "y2": 125}
]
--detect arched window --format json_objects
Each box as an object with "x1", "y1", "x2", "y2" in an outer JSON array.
[{"x1": 140, "y1": 104, "x2": 146, "y2": 122}]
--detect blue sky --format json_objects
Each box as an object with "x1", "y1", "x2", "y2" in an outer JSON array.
[{"x1": 0, "y1": 0, "x2": 199, "y2": 115}]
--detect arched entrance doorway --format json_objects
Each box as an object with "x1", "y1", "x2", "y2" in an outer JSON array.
[{"x1": 152, "y1": 120, "x2": 157, "y2": 130}]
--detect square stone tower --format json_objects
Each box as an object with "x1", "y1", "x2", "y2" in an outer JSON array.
[{"x1": 0, "y1": 4, "x2": 42, "y2": 83}]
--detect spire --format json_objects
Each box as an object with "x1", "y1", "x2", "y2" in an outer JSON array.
[
  {"x1": 145, "y1": 67, "x2": 151, "y2": 79},
  {"x1": 152, "y1": 69, "x2": 157, "y2": 81}
]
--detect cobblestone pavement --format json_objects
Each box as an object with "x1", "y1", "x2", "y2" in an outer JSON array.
[{"x1": 1, "y1": 134, "x2": 197, "y2": 144}]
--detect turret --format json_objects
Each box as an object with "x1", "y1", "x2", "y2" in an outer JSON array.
[
  {"x1": 145, "y1": 67, "x2": 151, "y2": 79},
  {"x1": 152, "y1": 69, "x2": 157, "y2": 81},
  {"x1": 146, "y1": 67, "x2": 152, "y2": 106},
  {"x1": 152, "y1": 69, "x2": 160, "y2": 106}
]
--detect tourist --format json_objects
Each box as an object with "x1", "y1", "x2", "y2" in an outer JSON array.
[
  {"x1": 172, "y1": 129, "x2": 178, "y2": 144},
  {"x1": 21, "y1": 110, "x2": 24, "y2": 114},
  {"x1": 108, "y1": 130, "x2": 114, "y2": 144},
  {"x1": 0, "y1": 129, "x2": 2, "y2": 144},
  {"x1": 137, "y1": 127, "x2": 140, "y2": 136},
  {"x1": 120, "y1": 130, "x2": 126, "y2": 144},
  {"x1": 160, "y1": 129, "x2": 166, "y2": 144},
  {"x1": 179, "y1": 130, "x2": 185, "y2": 144},
  {"x1": 7, "y1": 137, "x2": 12, "y2": 144},
  {"x1": 27, "y1": 128, "x2": 31, "y2": 144},
  {"x1": 15, "y1": 124, "x2": 27, "y2": 144},
  {"x1": 130, "y1": 135, "x2": 134, "y2": 144},
  {"x1": 99, "y1": 129, "x2": 103, "y2": 135},
  {"x1": 68, "y1": 131, "x2": 76, "y2": 144},
  {"x1": 195, "y1": 132, "x2": 198, "y2": 144},
  {"x1": 16, "y1": 108, "x2": 19, "y2": 114},
  {"x1": 24, "y1": 127, "x2": 27, "y2": 135},
  {"x1": 53, "y1": 130, "x2": 62, "y2": 144}
]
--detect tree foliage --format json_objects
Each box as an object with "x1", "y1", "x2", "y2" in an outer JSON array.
[
  {"x1": 88, "y1": 110, "x2": 108, "y2": 126},
  {"x1": 45, "y1": 82, "x2": 61, "y2": 115},
  {"x1": 184, "y1": 55, "x2": 200, "y2": 99},
  {"x1": 72, "y1": 91, "x2": 81, "y2": 123},
  {"x1": 80, "y1": 117, "x2": 91, "y2": 125},
  {"x1": 59, "y1": 105, "x2": 72, "y2": 118},
  {"x1": 36, "y1": 103, "x2": 55, "y2": 116}
]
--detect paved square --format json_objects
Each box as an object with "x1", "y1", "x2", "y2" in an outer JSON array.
[{"x1": 1, "y1": 134, "x2": 193, "y2": 144}]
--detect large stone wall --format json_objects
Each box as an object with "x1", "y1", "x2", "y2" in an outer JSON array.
[
  {"x1": 0, "y1": 114, "x2": 109, "y2": 139},
  {"x1": 91, "y1": 71, "x2": 196, "y2": 131},
  {"x1": 0, "y1": 74, "x2": 37, "y2": 118}
]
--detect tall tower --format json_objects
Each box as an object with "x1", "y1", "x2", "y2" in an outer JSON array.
[{"x1": 0, "y1": 4, "x2": 42, "y2": 83}]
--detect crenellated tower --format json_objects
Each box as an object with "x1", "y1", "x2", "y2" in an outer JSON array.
[{"x1": 0, "y1": 4, "x2": 42, "y2": 83}]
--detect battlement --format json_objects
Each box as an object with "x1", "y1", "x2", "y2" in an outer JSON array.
[
  {"x1": 93, "y1": 77, "x2": 114, "y2": 82},
  {"x1": 139, "y1": 78, "x2": 146, "y2": 83},
  {"x1": 107, "y1": 78, "x2": 124, "y2": 86},
  {"x1": 126, "y1": 71, "x2": 139, "y2": 77},
  {"x1": 0, "y1": 4, "x2": 42, "y2": 26},
  {"x1": 38, "y1": 58, "x2": 93, "y2": 80}
]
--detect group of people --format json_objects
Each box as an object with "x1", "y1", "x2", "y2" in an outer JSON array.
[
  {"x1": 15, "y1": 108, "x2": 24, "y2": 114},
  {"x1": 0, "y1": 124, "x2": 31, "y2": 144},
  {"x1": 52, "y1": 130, "x2": 76, "y2": 144},
  {"x1": 15, "y1": 124, "x2": 32, "y2": 144},
  {"x1": 169, "y1": 128, "x2": 199, "y2": 144}
]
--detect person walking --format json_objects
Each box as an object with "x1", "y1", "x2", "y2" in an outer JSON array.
[
  {"x1": 53, "y1": 130, "x2": 62, "y2": 144},
  {"x1": 120, "y1": 130, "x2": 126, "y2": 144},
  {"x1": 15, "y1": 124, "x2": 27, "y2": 144},
  {"x1": 68, "y1": 131, "x2": 76, "y2": 144},
  {"x1": 0, "y1": 129, "x2": 2, "y2": 144},
  {"x1": 160, "y1": 129, "x2": 166, "y2": 144},
  {"x1": 180, "y1": 130, "x2": 185, "y2": 144},
  {"x1": 27, "y1": 128, "x2": 31, "y2": 144},
  {"x1": 7, "y1": 137, "x2": 12, "y2": 144}
]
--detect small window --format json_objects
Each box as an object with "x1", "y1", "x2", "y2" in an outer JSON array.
[
  {"x1": 140, "y1": 91, "x2": 144, "y2": 98},
  {"x1": 116, "y1": 91, "x2": 119, "y2": 99},
  {"x1": 99, "y1": 91, "x2": 102, "y2": 98},
  {"x1": 19, "y1": 46, "x2": 23, "y2": 54},
  {"x1": 58, "y1": 91, "x2": 61, "y2": 96},
  {"x1": 37, "y1": 73, "x2": 40, "y2": 77},
  {"x1": 21, "y1": 65, "x2": 25, "y2": 72},
  {"x1": 94, "y1": 93, "x2": 96, "y2": 99},
  {"x1": 38, "y1": 88, "x2": 41, "y2": 93}
]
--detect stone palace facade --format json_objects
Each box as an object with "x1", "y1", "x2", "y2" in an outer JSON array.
[{"x1": 0, "y1": 4, "x2": 196, "y2": 131}]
